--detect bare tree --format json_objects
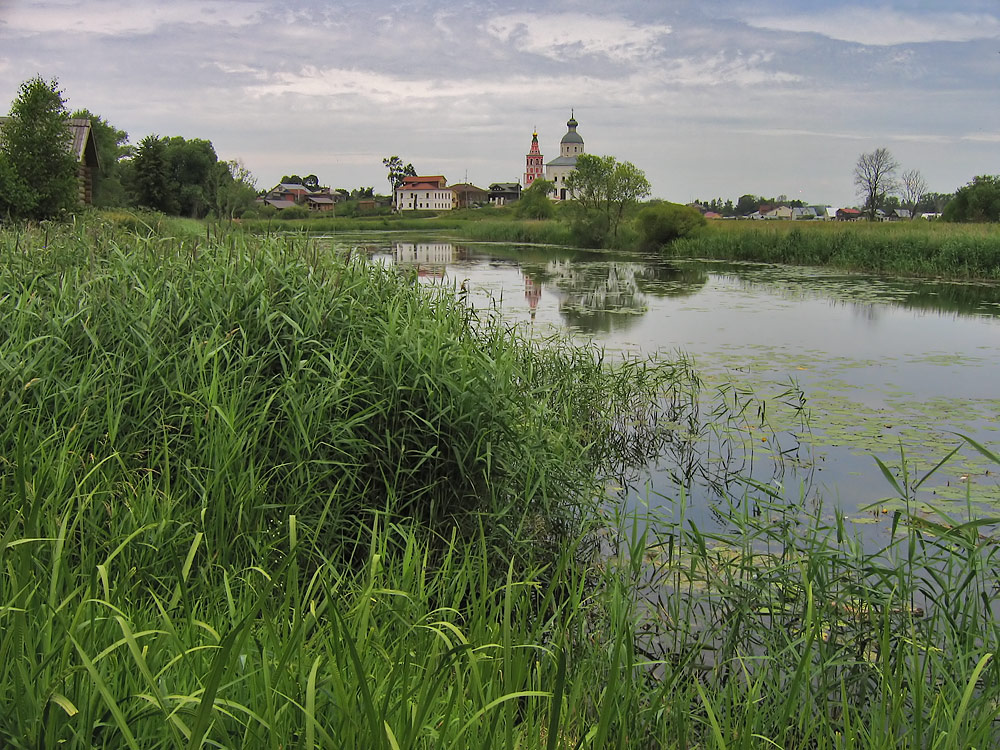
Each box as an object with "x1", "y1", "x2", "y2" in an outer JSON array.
[
  {"x1": 900, "y1": 168, "x2": 928, "y2": 219},
  {"x1": 854, "y1": 147, "x2": 900, "y2": 220}
]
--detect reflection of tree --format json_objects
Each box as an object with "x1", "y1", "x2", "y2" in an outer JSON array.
[
  {"x1": 717, "y1": 265, "x2": 1000, "y2": 319},
  {"x1": 633, "y1": 263, "x2": 708, "y2": 298},
  {"x1": 547, "y1": 261, "x2": 649, "y2": 333}
]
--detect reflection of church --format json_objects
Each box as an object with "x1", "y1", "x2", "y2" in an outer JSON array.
[
  {"x1": 523, "y1": 273, "x2": 542, "y2": 321},
  {"x1": 523, "y1": 112, "x2": 585, "y2": 201}
]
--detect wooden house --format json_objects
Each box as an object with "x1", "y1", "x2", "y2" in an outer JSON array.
[{"x1": 0, "y1": 116, "x2": 101, "y2": 205}]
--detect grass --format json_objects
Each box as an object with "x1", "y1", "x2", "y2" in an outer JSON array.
[
  {"x1": 668, "y1": 219, "x2": 1000, "y2": 280},
  {"x1": 1, "y1": 217, "x2": 998, "y2": 747}
]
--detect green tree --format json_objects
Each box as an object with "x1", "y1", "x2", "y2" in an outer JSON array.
[
  {"x1": 0, "y1": 152, "x2": 30, "y2": 218},
  {"x1": 854, "y1": 147, "x2": 900, "y2": 220},
  {"x1": 943, "y1": 175, "x2": 1000, "y2": 222},
  {"x1": 70, "y1": 108, "x2": 129, "y2": 207},
  {"x1": 636, "y1": 202, "x2": 706, "y2": 250},
  {"x1": 131, "y1": 134, "x2": 174, "y2": 213},
  {"x1": 214, "y1": 159, "x2": 258, "y2": 220},
  {"x1": 515, "y1": 178, "x2": 555, "y2": 219},
  {"x1": 0, "y1": 75, "x2": 79, "y2": 219},
  {"x1": 565, "y1": 154, "x2": 651, "y2": 244},
  {"x1": 164, "y1": 137, "x2": 219, "y2": 218},
  {"x1": 383, "y1": 155, "x2": 416, "y2": 192},
  {"x1": 735, "y1": 194, "x2": 760, "y2": 216}
]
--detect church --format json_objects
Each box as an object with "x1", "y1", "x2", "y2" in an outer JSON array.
[{"x1": 523, "y1": 112, "x2": 585, "y2": 201}]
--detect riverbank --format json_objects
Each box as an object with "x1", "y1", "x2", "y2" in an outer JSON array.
[
  {"x1": 100, "y1": 207, "x2": 1000, "y2": 281},
  {"x1": 3, "y1": 218, "x2": 997, "y2": 747}
]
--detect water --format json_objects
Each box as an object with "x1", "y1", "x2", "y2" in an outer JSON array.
[{"x1": 341, "y1": 236, "x2": 1000, "y2": 533}]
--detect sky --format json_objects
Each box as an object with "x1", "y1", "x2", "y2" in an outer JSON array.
[{"x1": 1, "y1": 0, "x2": 998, "y2": 207}]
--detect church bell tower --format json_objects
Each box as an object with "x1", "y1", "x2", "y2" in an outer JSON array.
[{"x1": 524, "y1": 130, "x2": 544, "y2": 188}]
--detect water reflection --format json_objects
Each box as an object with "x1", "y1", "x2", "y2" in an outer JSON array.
[
  {"x1": 379, "y1": 241, "x2": 707, "y2": 334},
  {"x1": 712, "y1": 264, "x2": 1000, "y2": 319},
  {"x1": 392, "y1": 241, "x2": 466, "y2": 279}
]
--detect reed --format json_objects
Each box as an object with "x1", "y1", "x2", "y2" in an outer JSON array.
[
  {"x1": 1, "y1": 219, "x2": 997, "y2": 747},
  {"x1": 668, "y1": 220, "x2": 1000, "y2": 280}
]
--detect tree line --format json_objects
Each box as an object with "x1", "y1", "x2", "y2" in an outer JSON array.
[{"x1": 0, "y1": 76, "x2": 258, "y2": 221}]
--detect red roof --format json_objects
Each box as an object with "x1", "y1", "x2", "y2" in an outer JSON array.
[
  {"x1": 401, "y1": 175, "x2": 446, "y2": 188},
  {"x1": 398, "y1": 182, "x2": 450, "y2": 191}
]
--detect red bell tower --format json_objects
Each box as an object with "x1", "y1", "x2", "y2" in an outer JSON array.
[{"x1": 524, "y1": 130, "x2": 544, "y2": 188}]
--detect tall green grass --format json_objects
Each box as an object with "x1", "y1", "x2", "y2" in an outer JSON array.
[
  {"x1": 1, "y1": 218, "x2": 998, "y2": 747},
  {"x1": 670, "y1": 220, "x2": 1000, "y2": 280}
]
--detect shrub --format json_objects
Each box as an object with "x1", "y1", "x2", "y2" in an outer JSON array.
[
  {"x1": 278, "y1": 205, "x2": 311, "y2": 220},
  {"x1": 637, "y1": 202, "x2": 706, "y2": 249}
]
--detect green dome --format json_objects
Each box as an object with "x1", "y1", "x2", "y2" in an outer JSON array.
[{"x1": 561, "y1": 111, "x2": 583, "y2": 144}]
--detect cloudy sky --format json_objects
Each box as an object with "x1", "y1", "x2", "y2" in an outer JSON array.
[{"x1": 1, "y1": 0, "x2": 998, "y2": 206}]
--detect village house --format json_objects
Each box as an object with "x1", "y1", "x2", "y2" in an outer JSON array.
[
  {"x1": 260, "y1": 179, "x2": 340, "y2": 212},
  {"x1": 449, "y1": 183, "x2": 489, "y2": 209},
  {"x1": 393, "y1": 175, "x2": 452, "y2": 211},
  {"x1": 0, "y1": 116, "x2": 101, "y2": 205},
  {"x1": 488, "y1": 182, "x2": 522, "y2": 206}
]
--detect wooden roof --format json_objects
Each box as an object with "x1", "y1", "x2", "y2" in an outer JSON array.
[{"x1": 0, "y1": 116, "x2": 100, "y2": 171}]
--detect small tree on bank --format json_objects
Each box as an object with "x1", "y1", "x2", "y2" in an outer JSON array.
[
  {"x1": 565, "y1": 154, "x2": 651, "y2": 246},
  {"x1": 0, "y1": 75, "x2": 79, "y2": 219},
  {"x1": 854, "y1": 147, "x2": 900, "y2": 220},
  {"x1": 515, "y1": 178, "x2": 555, "y2": 219}
]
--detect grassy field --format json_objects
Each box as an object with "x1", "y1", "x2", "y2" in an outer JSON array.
[
  {"x1": 669, "y1": 219, "x2": 1000, "y2": 280},
  {"x1": 1, "y1": 216, "x2": 998, "y2": 747}
]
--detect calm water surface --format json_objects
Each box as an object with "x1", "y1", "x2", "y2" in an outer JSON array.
[{"x1": 341, "y1": 236, "x2": 1000, "y2": 532}]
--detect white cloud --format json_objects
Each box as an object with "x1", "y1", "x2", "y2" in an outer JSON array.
[
  {"x1": 962, "y1": 132, "x2": 1000, "y2": 143},
  {"x1": 244, "y1": 66, "x2": 612, "y2": 108},
  {"x1": 1, "y1": 0, "x2": 262, "y2": 36},
  {"x1": 655, "y1": 52, "x2": 801, "y2": 86},
  {"x1": 485, "y1": 12, "x2": 672, "y2": 63},
  {"x1": 746, "y1": 8, "x2": 1000, "y2": 46}
]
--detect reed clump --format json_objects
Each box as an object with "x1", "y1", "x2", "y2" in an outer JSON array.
[{"x1": 668, "y1": 220, "x2": 1000, "y2": 280}]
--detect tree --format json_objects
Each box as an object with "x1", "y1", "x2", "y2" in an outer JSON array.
[
  {"x1": 383, "y1": 156, "x2": 416, "y2": 192},
  {"x1": 565, "y1": 154, "x2": 651, "y2": 244},
  {"x1": 71, "y1": 108, "x2": 130, "y2": 207},
  {"x1": 735, "y1": 194, "x2": 760, "y2": 216},
  {"x1": 0, "y1": 75, "x2": 79, "y2": 219},
  {"x1": 854, "y1": 147, "x2": 900, "y2": 220},
  {"x1": 130, "y1": 135, "x2": 174, "y2": 213},
  {"x1": 214, "y1": 159, "x2": 258, "y2": 220},
  {"x1": 916, "y1": 192, "x2": 952, "y2": 215},
  {"x1": 163, "y1": 137, "x2": 219, "y2": 218},
  {"x1": 899, "y1": 169, "x2": 928, "y2": 219},
  {"x1": 942, "y1": 175, "x2": 1000, "y2": 222},
  {"x1": 515, "y1": 178, "x2": 555, "y2": 219}
]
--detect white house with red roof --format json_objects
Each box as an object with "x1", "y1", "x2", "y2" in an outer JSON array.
[{"x1": 394, "y1": 175, "x2": 453, "y2": 211}]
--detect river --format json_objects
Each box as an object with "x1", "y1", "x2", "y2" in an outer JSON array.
[{"x1": 335, "y1": 235, "x2": 1000, "y2": 537}]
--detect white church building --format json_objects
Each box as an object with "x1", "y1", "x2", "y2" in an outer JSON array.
[{"x1": 524, "y1": 112, "x2": 586, "y2": 201}]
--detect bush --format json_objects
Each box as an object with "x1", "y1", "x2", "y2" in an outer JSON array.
[
  {"x1": 637, "y1": 202, "x2": 706, "y2": 249},
  {"x1": 278, "y1": 205, "x2": 311, "y2": 220}
]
